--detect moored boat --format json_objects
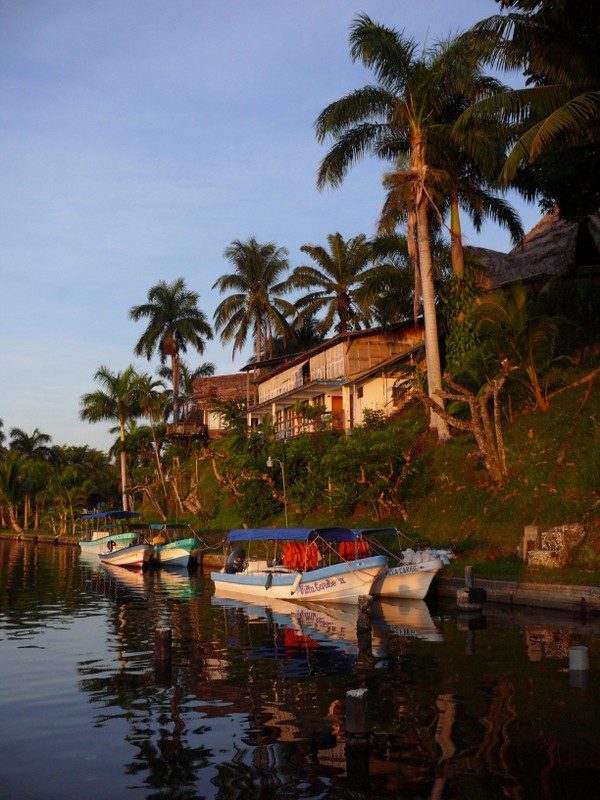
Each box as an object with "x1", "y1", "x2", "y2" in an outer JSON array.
[
  {"x1": 211, "y1": 527, "x2": 387, "y2": 605},
  {"x1": 99, "y1": 537, "x2": 154, "y2": 569},
  {"x1": 78, "y1": 510, "x2": 142, "y2": 557},
  {"x1": 351, "y1": 528, "x2": 455, "y2": 600},
  {"x1": 149, "y1": 523, "x2": 208, "y2": 568}
]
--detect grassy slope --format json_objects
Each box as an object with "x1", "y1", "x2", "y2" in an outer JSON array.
[{"x1": 195, "y1": 374, "x2": 599, "y2": 585}]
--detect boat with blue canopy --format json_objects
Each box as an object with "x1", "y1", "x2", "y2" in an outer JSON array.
[
  {"x1": 78, "y1": 510, "x2": 143, "y2": 557},
  {"x1": 211, "y1": 527, "x2": 387, "y2": 605}
]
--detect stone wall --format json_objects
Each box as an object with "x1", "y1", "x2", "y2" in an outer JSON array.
[{"x1": 526, "y1": 523, "x2": 586, "y2": 568}]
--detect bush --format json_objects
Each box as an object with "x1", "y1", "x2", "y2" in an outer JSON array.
[{"x1": 236, "y1": 479, "x2": 280, "y2": 527}]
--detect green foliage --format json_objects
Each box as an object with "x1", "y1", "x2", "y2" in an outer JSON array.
[
  {"x1": 361, "y1": 409, "x2": 386, "y2": 430},
  {"x1": 439, "y1": 274, "x2": 479, "y2": 373},
  {"x1": 236, "y1": 479, "x2": 280, "y2": 527},
  {"x1": 321, "y1": 424, "x2": 416, "y2": 519},
  {"x1": 535, "y1": 278, "x2": 600, "y2": 356}
]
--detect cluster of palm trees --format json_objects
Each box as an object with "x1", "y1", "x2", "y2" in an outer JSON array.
[
  {"x1": 3, "y1": 2, "x2": 597, "y2": 523},
  {"x1": 0, "y1": 423, "x2": 116, "y2": 533}
]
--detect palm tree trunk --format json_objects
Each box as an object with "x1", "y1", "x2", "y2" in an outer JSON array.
[
  {"x1": 119, "y1": 418, "x2": 128, "y2": 511},
  {"x1": 416, "y1": 199, "x2": 450, "y2": 441},
  {"x1": 450, "y1": 192, "x2": 465, "y2": 277},
  {"x1": 172, "y1": 354, "x2": 181, "y2": 423}
]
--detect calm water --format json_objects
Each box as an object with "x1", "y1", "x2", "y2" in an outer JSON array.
[{"x1": 0, "y1": 540, "x2": 599, "y2": 800}]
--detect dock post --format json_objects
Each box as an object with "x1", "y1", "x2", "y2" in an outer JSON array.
[
  {"x1": 345, "y1": 687, "x2": 370, "y2": 794},
  {"x1": 155, "y1": 627, "x2": 172, "y2": 660},
  {"x1": 345, "y1": 688, "x2": 369, "y2": 751},
  {"x1": 356, "y1": 596, "x2": 375, "y2": 666},
  {"x1": 569, "y1": 645, "x2": 590, "y2": 688},
  {"x1": 154, "y1": 627, "x2": 172, "y2": 686}
]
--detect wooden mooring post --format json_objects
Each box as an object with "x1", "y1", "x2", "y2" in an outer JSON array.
[
  {"x1": 345, "y1": 687, "x2": 371, "y2": 794},
  {"x1": 154, "y1": 627, "x2": 172, "y2": 686},
  {"x1": 356, "y1": 595, "x2": 376, "y2": 668}
]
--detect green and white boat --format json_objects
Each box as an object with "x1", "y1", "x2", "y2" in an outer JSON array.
[{"x1": 78, "y1": 510, "x2": 142, "y2": 558}]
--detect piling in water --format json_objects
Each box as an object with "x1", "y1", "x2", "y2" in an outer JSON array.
[
  {"x1": 345, "y1": 687, "x2": 370, "y2": 755},
  {"x1": 155, "y1": 627, "x2": 172, "y2": 661}
]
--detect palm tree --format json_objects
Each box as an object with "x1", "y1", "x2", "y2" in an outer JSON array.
[
  {"x1": 458, "y1": 1, "x2": 600, "y2": 186},
  {"x1": 80, "y1": 365, "x2": 145, "y2": 511},
  {"x1": 316, "y1": 16, "x2": 483, "y2": 438},
  {"x1": 137, "y1": 372, "x2": 170, "y2": 501},
  {"x1": 9, "y1": 427, "x2": 54, "y2": 461},
  {"x1": 213, "y1": 237, "x2": 296, "y2": 364},
  {"x1": 9, "y1": 427, "x2": 55, "y2": 529},
  {"x1": 129, "y1": 278, "x2": 213, "y2": 424},
  {"x1": 0, "y1": 456, "x2": 24, "y2": 532},
  {"x1": 360, "y1": 231, "x2": 452, "y2": 326},
  {"x1": 283, "y1": 233, "x2": 373, "y2": 335},
  {"x1": 471, "y1": 282, "x2": 560, "y2": 413}
]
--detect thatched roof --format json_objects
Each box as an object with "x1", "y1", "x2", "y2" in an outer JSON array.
[{"x1": 467, "y1": 210, "x2": 600, "y2": 290}]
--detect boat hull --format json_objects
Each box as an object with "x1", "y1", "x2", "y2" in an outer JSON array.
[
  {"x1": 156, "y1": 537, "x2": 197, "y2": 568},
  {"x1": 370, "y1": 557, "x2": 442, "y2": 600},
  {"x1": 78, "y1": 532, "x2": 139, "y2": 556},
  {"x1": 211, "y1": 555, "x2": 387, "y2": 604},
  {"x1": 99, "y1": 543, "x2": 154, "y2": 568}
]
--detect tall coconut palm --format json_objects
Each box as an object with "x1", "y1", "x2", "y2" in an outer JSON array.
[
  {"x1": 80, "y1": 365, "x2": 145, "y2": 511},
  {"x1": 283, "y1": 233, "x2": 373, "y2": 335},
  {"x1": 213, "y1": 237, "x2": 296, "y2": 363},
  {"x1": 316, "y1": 16, "x2": 490, "y2": 438},
  {"x1": 129, "y1": 278, "x2": 213, "y2": 424}
]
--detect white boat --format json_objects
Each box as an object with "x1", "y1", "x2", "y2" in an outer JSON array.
[
  {"x1": 211, "y1": 527, "x2": 387, "y2": 605},
  {"x1": 78, "y1": 510, "x2": 142, "y2": 557},
  {"x1": 149, "y1": 523, "x2": 207, "y2": 568},
  {"x1": 99, "y1": 539, "x2": 154, "y2": 569},
  {"x1": 351, "y1": 528, "x2": 455, "y2": 600}
]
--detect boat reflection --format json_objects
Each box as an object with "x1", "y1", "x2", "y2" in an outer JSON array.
[
  {"x1": 211, "y1": 594, "x2": 444, "y2": 662},
  {"x1": 371, "y1": 597, "x2": 444, "y2": 642},
  {"x1": 87, "y1": 561, "x2": 200, "y2": 601}
]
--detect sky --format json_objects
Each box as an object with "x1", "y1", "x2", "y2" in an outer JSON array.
[{"x1": 0, "y1": 0, "x2": 542, "y2": 453}]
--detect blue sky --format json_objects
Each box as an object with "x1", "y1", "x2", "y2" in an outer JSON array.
[{"x1": 1, "y1": 0, "x2": 541, "y2": 452}]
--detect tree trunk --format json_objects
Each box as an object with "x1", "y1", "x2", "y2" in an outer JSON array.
[
  {"x1": 450, "y1": 193, "x2": 465, "y2": 277},
  {"x1": 118, "y1": 416, "x2": 128, "y2": 511},
  {"x1": 6, "y1": 503, "x2": 23, "y2": 533},
  {"x1": 416, "y1": 198, "x2": 450, "y2": 441},
  {"x1": 172, "y1": 353, "x2": 181, "y2": 423}
]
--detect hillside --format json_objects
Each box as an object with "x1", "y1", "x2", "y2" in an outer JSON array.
[{"x1": 189, "y1": 370, "x2": 599, "y2": 585}]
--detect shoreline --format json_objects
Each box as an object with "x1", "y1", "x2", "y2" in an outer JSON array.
[{"x1": 4, "y1": 532, "x2": 599, "y2": 614}]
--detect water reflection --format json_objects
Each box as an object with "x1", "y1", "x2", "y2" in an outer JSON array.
[{"x1": 0, "y1": 539, "x2": 599, "y2": 799}]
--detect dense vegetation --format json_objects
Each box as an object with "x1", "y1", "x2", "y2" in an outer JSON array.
[{"x1": 1, "y1": 1, "x2": 599, "y2": 583}]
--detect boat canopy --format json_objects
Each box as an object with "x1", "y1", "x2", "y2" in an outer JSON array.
[
  {"x1": 226, "y1": 527, "x2": 356, "y2": 543},
  {"x1": 353, "y1": 528, "x2": 398, "y2": 537},
  {"x1": 81, "y1": 510, "x2": 141, "y2": 520}
]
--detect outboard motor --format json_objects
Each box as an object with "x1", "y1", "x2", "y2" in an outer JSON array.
[{"x1": 225, "y1": 547, "x2": 246, "y2": 574}]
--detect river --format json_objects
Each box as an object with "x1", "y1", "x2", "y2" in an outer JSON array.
[{"x1": 0, "y1": 538, "x2": 598, "y2": 799}]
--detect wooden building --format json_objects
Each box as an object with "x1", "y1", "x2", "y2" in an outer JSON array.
[{"x1": 243, "y1": 322, "x2": 425, "y2": 440}]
